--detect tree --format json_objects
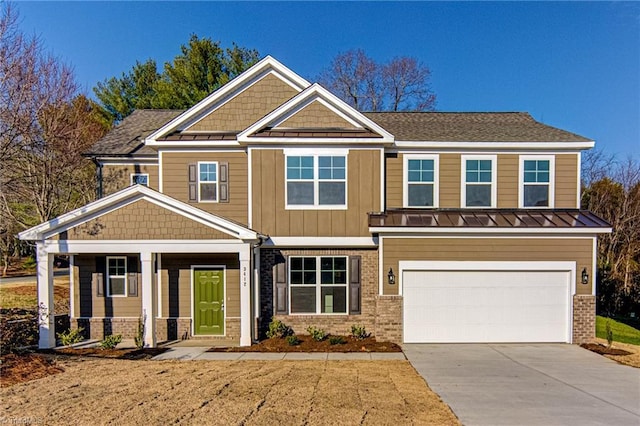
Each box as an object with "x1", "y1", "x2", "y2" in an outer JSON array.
[
  {"x1": 94, "y1": 35, "x2": 260, "y2": 121},
  {"x1": 318, "y1": 49, "x2": 437, "y2": 112}
]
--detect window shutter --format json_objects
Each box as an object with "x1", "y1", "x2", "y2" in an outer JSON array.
[
  {"x1": 275, "y1": 256, "x2": 288, "y2": 314},
  {"x1": 349, "y1": 256, "x2": 361, "y2": 315},
  {"x1": 219, "y1": 162, "x2": 229, "y2": 203},
  {"x1": 188, "y1": 163, "x2": 197, "y2": 202},
  {"x1": 94, "y1": 256, "x2": 105, "y2": 297},
  {"x1": 127, "y1": 256, "x2": 138, "y2": 297}
]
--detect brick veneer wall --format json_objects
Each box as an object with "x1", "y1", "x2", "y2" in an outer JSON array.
[
  {"x1": 573, "y1": 295, "x2": 596, "y2": 344},
  {"x1": 74, "y1": 317, "x2": 140, "y2": 340},
  {"x1": 375, "y1": 296, "x2": 403, "y2": 343}
]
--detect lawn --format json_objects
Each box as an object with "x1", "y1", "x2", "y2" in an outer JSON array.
[
  {"x1": 0, "y1": 278, "x2": 70, "y2": 313},
  {"x1": 596, "y1": 316, "x2": 640, "y2": 346},
  {"x1": 0, "y1": 357, "x2": 460, "y2": 425}
]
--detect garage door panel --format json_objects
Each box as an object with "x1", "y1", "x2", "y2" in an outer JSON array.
[{"x1": 403, "y1": 269, "x2": 570, "y2": 343}]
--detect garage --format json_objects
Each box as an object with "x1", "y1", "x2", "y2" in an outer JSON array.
[{"x1": 402, "y1": 262, "x2": 573, "y2": 343}]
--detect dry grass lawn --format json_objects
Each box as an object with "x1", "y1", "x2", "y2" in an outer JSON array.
[
  {"x1": 0, "y1": 358, "x2": 459, "y2": 425},
  {"x1": 0, "y1": 278, "x2": 70, "y2": 312},
  {"x1": 594, "y1": 337, "x2": 640, "y2": 368}
]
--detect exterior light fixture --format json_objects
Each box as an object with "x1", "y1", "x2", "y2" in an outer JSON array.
[
  {"x1": 581, "y1": 268, "x2": 589, "y2": 285},
  {"x1": 388, "y1": 268, "x2": 396, "y2": 285}
]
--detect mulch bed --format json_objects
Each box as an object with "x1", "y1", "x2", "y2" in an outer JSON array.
[
  {"x1": 208, "y1": 335, "x2": 402, "y2": 353},
  {"x1": 49, "y1": 347, "x2": 168, "y2": 360},
  {"x1": 0, "y1": 353, "x2": 64, "y2": 387},
  {"x1": 581, "y1": 343, "x2": 632, "y2": 356}
]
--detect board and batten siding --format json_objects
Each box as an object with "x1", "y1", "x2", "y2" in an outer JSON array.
[
  {"x1": 161, "y1": 151, "x2": 248, "y2": 224},
  {"x1": 385, "y1": 153, "x2": 579, "y2": 209},
  {"x1": 159, "y1": 254, "x2": 240, "y2": 318},
  {"x1": 103, "y1": 164, "x2": 159, "y2": 195},
  {"x1": 382, "y1": 237, "x2": 594, "y2": 296},
  {"x1": 251, "y1": 149, "x2": 381, "y2": 237}
]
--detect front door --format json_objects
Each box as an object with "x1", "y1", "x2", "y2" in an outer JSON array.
[{"x1": 193, "y1": 269, "x2": 224, "y2": 335}]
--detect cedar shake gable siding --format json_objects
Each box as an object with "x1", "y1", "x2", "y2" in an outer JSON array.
[{"x1": 277, "y1": 100, "x2": 358, "y2": 129}]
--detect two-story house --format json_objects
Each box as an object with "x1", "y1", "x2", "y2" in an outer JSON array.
[{"x1": 20, "y1": 57, "x2": 611, "y2": 348}]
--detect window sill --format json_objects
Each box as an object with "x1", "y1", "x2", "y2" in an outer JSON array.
[{"x1": 285, "y1": 205, "x2": 348, "y2": 211}]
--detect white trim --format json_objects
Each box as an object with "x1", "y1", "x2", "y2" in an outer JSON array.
[
  {"x1": 380, "y1": 149, "x2": 385, "y2": 212},
  {"x1": 263, "y1": 237, "x2": 378, "y2": 247},
  {"x1": 36, "y1": 244, "x2": 55, "y2": 348},
  {"x1": 197, "y1": 161, "x2": 219, "y2": 203},
  {"x1": 576, "y1": 151, "x2": 582, "y2": 208},
  {"x1": 403, "y1": 154, "x2": 439, "y2": 208},
  {"x1": 284, "y1": 152, "x2": 348, "y2": 210},
  {"x1": 190, "y1": 265, "x2": 226, "y2": 337},
  {"x1": 158, "y1": 151, "x2": 164, "y2": 193},
  {"x1": 130, "y1": 173, "x2": 149, "y2": 186},
  {"x1": 237, "y1": 83, "x2": 394, "y2": 144},
  {"x1": 288, "y1": 255, "x2": 349, "y2": 315},
  {"x1": 247, "y1": 148, "x2": 253, "y2": 228},
  {"x1": 398, "y1": 260, "x2": 576, "y2": 343},
  {"x1": 40, "y1": 240, "x2": 252, "y2": 254},
  {"x1": 592, "y1": 236, "x2": 597, "y2": 296},
  {"x1": 282, "y1": 148, "x2": 349, "y2": 156},
  {"x1": 145, "y1": 56, "x2": 309, "y2": 143},
  {"x1": 156, "y1": 253, "x2": 162, "y2": 317},
  {"x1": 98, "y1": 159, "x2": 158, "y2": 166},
  {"x1": 369, "y1": 227, "x2": 612, "y2": 235},
  {"x1": 461, "y1": 154, "x2": 497, "y2": 208},
  {"x1": 518, "y1": 155, "x2": 555, "y2": 208},
  {"x1": 69, "y1": 255, "x2": 75, "y2": 318},
  {"x1": 140, "y1": 251, "x2": 156, "y2": 347},
  {"x1": 395, "y1": 141, "x2": 595, "y2": 150},
  {"x1": 105, "y1": 256, "x2": 128, "y2": 298},
  {"x1": 378, "y1": 236, "x2": 385, "y2": 295}
]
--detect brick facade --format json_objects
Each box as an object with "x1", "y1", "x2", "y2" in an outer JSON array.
[
  {"x1": 573, "y1": 295, "x2": 596, "y2": 344},
  {"x1": 374, "y1": 296, "x2": 403, "y2": 343}
]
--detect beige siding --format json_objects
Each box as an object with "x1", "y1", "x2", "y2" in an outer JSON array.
[
  {"x1": 103, "y1": 164, "x2": 159, "y2": 195},
  {"x1": 159, "y1": 254, "x2": 240, "y2": 318},
  {"x1": 382, "y1": 237, "x2": 594, "y2": 295},
  {"x1": 385, "y1": 154, "x2": 402, "y2": 208},
  {"x1": 278, "y1": 101, "x2": 356, "y2": 129},
  {"x1": 188, "y1": 74, "x2": 298, "y2": 132},
  {"x1": 497, "y1": 154, "x2": 518, "y2": 207},
  {"x1": 555, "y1": 154, "x2": 579, "y2": 208},
  {"x1": 65, "y1": 199, "x2": 230, "y2": 240},
  {"x1": 161, "y1": 151, "x2": 248, "y2": 225},
  {"x1": 252, "y1": 149, "x2": 381, "y2": 237},
  {"x1": 439, "y1": 154, "x2": 461, "y2": 208}
]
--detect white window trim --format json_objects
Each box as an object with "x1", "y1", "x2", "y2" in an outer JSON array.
[
  {"x1": 284, "y1": 153, "x2": 348, "y2": 210},
  {"x1": 461, "y1": 154, "x2": 497, "y2": 208},
  {"x1": 288, "y1": 256, "x2": 349, "y2": 315},
  {"x1": 519, "y1": 155, "x2": 555, "y2": 208},
  {"x1": 403, "y1": 154, "x2": 439, "y2": 208},
  {"x1": 106, "y1": 256, "x2": 127, "y2": 298},
  {"x1": 130, "y1": 173, "x2": 149, "y2": 186},
  {"x1": 197, "y1": 161, "x2": 219, "y2": 203}
]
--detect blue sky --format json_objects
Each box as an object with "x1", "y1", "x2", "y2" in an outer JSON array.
[{"x1": 15, "y1": 1, "x2": 640, "y2": 157}]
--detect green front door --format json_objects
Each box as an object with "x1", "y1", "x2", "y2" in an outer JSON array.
[{"x1": 194, "y1": 269, "x2": 224, "y2": 335}]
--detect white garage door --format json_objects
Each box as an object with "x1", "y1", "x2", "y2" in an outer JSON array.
[{"x1": 403, "y1": 266, "x2": 571, "y2": 343}]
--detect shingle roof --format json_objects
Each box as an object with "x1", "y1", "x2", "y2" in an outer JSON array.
[
  {"x1": 86, "y1": 109, "x2": 183, "y2": 156},
  {"x1": 363, "y1": 112, "x2": 592, "y2": 142}
]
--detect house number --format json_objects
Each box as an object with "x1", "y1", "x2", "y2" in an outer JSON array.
[{"x1": 242, "y1": 266, "x2": 247, "y2": 287}]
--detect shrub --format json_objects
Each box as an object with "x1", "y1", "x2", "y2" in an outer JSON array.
[
  {"x1": 57, "y1": 327, "x2": 85, "y2": 346},
  {"x1": 134, "y1": 314, "x2": 146, "y2": 349},
  {"x1": 306, "y1": 326, "x2": 327, "y2": 342},
  {"x1": 329, "y1": 336, "x2": 346, "y2": 345},
  {"x1": 606, "y1": 320, "x2": 613, "y2": 348},
  {"x1": 350, "y1": 324, "x2": 370, "y2": 340},
  {"x1": 286, "y1": 335, "x2": 301, "y2": 346},
  {"x1": 99, "y1": 334, "x2": 122, "y2": 350},
  {"x1": 266, "y1": 319, "x2": 292, "y2": 339},
  {"x1": 0, "y1": 313, "x2": 38, "y2": 354}
]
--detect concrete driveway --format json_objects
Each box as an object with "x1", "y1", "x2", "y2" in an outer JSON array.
[{"x1": 404, "y1": 343, "x2": 640, "y2": 426}]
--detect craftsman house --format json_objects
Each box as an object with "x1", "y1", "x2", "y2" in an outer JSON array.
[{"x1": 19, "y1": 56, "x2": 611, "y2": 348}]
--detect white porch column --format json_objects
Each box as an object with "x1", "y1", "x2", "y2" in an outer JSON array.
[
  {"x1": 36, "y1": 242, "x2": 55, "y2": 348},
  {"x1": 240, "y1": 245, "x2": 252, "y2": 346},
  {"x1": 69, "y1": 255, "x2": 75, "y2": 318},
  {"x1": 140, "y1": 251, "x2": 156, "y2": 347}
]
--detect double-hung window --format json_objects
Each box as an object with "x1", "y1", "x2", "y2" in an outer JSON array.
[
  {"x1": 404, "y1": 155, "x2": 438, "y2": 207},
  {"x1": 286, "y1": 151, "x2": 347, "y2": 208},
  {"x1": 520, "y1": 156, "x2": 554, "y2": 207},
  {"x1": 106, "y1": 256, "x2": 127, "y2": 297},
  {"x1": 462, "y1": 155, "x2": 497, "y2": 207},
  {"x1": 130, "y1": 173, "x2": 149, "y2": 186},
  {"x1": 289, "y1": 256, "x2": 348, "y2": 314},
  {"x1": 198, "y1": 162, "x2": 218, "y2": 202}
]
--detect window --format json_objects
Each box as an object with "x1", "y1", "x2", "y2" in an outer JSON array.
[
  {"x1": 130, "y1": 173, "x2": 149, "y2": 186},
  {"x1": 286, "y1": 153, "x2": 347, "y2": 208},
  {"x1": 404, "y1": 155, "x2": 438, "y2": 207},
  {"x1": 462, "y1": 155, "x2": 496, "y2": 207},
  {"x1": 198, "y1": 162, "x2": 218, "y2": 202},
  {"x1": 106, "y1": 256, "x2": 127, "y2": 297},
  {"x1": 520, "y1": 156, "x2": 554, "y2": 208},
  {"x1": 289, "y1": 256, "x2": 348, "y2": 314}
]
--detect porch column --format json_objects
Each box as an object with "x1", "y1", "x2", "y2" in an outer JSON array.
[
  {"x1": 240, "y1": 245, "x2": 251, "y2": 346},
  {"x1": 140, "y1": 251, "x2": 156, "y2": 347},
  {"x1": 36, "y1": 242, "x2": 55, "y2": 348}
]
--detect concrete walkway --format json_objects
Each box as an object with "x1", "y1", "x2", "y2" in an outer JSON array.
[
  {"x1": 404, "y1": 343, "x2": 640, "y2": 426},
  {"x1": 152, "y1": 346, "x2": 406, "y2": 361}
]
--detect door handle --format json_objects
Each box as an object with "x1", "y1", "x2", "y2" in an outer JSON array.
[{"x1": 221, "y1": 302, "x2": 225, "y2": 311}]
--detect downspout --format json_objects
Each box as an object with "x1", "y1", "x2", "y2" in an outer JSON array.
[
  {"x1": 251, "y1": 234, "x2": 268, "y2": 342},
  {"x1": 92, "y1": 157, "x2": 103, "y2": 199}
]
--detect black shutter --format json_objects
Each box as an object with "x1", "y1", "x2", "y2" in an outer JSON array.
[
  {"x1": 219, "y1": 162, "x2": 229, "y2": 203},
  {"x1": 188, "y1": 163, "x2": 197, "y2": 202},
  {"x1": 127, "y1": 256, "x2": 138, "y2": 297},
  {"x1": 275, "y1": 256, "x2": 288, "y2": 314},
  {"x1": 349, "y1": 256, "x2": 361, "y2": 315},
  {"x1": 94, "y1": 256, "x2": 105, "y2": 297}
]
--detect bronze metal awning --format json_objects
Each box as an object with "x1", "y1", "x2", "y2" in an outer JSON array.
[
  {"x1": 368, "y1": 209, "x2": 611, "y2": 230},
  {"x1": 161, "y1": 132, "x2": 238, "y2": 141}
]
